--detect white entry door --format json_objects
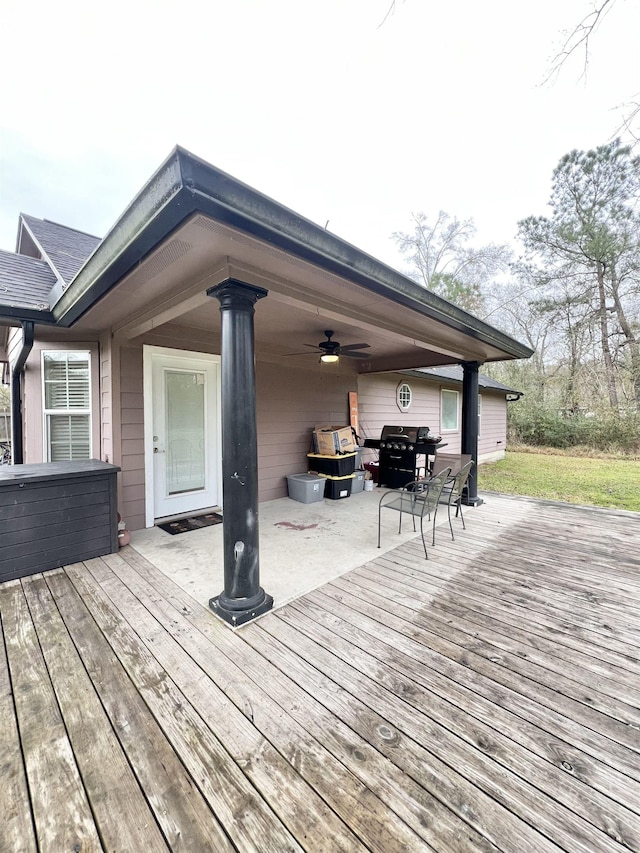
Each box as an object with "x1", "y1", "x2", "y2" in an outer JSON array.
[{"x1": 144, "y1": 347, "x2": 221, "y2": 524}]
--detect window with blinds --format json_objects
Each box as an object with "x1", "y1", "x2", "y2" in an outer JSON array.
[{"x1": 42, "y1": 351, "x2": 91, "y2": 461}]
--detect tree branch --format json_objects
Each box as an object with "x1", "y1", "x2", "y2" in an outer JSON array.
[{"x1": 544, "y1": 0, "x2": 616, "y2": 83}]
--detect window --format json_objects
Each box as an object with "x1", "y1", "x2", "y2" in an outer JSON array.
[
  {"x1": 396, "y1": 382, "x2": 412, "y2": 412},
  {"x1": 441, "y1": 389, "x2": 459, "y2": 432},
  {"x1": 43, "y1": 351, "x2": 91, "y2": 461}
]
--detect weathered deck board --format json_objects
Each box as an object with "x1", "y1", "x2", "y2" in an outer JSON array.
[
  {"x1": 251, "y1": 610, "x2": 634, "y2": 853},
  {"x1": 0, "y1": 609, "x2": 36, "y2": 853},
  {"x1": 0, "y1": 580, "x2": 102, "y2": 852},
  {"x1": 98, "y1": 550, "x2": 429, "y2": 853},
  {"x1": 1, "y1": 493, "x2": 639, "y2": 852},
  {"x1": 325, "y1": 574, "x2": 640, "y2": 775},
  {"x1": 22, "y1": 572, "x2": 173, "y2": 853},
  {"x1": 354, "y1": 559, "x2": 640, "y2": 714},
  {"x1": 41, "y1": 569, "x2": 234, "y2": 853},
  {"x1": 276, "y1": 596, "x2": 640, "y2": 850}
]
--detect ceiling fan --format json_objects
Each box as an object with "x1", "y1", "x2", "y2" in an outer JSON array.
[{"x1": 285, "y1": 330, "x2": 371, "y2": 362}]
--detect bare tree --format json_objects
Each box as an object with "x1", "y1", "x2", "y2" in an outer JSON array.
[
  {"x1": 545, "y1": 0, "x2": 639, "y2": 138},
  {"x1": 393, "y1": 211, "x2": 511, "y2": 314},
  {"x1": 545, "y1": 0, "x2": 617, "y2": 82}
]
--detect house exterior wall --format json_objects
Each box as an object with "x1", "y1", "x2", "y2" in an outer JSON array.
[
  {"x1": 256, "y1": 361, "x2": 355, "y2": 502},
  {"x1": 16, "y1": 326, "x2": 508, "y2": 532},
  {"x1": 114, "y1": 331, "x2": 356, "y2": 529},
  {"x1": 479, "y1": 391, "x2": 508, "y2": 462},
  {"x1": 119, "y1": 345, "x2": 146, "y2": 532},
  {"x1": 356, "y1": 373, "x2": 441, "y2": 464},
  {"x1": 357, "y1": 373, "x2": 508, "y2": 465}
]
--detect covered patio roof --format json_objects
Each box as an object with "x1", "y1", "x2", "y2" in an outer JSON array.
[{"x1": 3, "y1": 147, "x2": 533, "y2": 372}]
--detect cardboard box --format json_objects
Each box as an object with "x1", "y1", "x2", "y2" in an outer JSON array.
[{"x1": 312, "y1": 425, "x2": 357, "y2": 455}]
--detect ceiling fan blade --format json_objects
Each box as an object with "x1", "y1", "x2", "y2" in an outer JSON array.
[
  {"x1": 282, "y1": 351, "x2": 318, "y2": 356},
  {"x1": 337, "y1": 343, "x2": 370, "y2": 351},
  {"x1": 338, "y1": 350, "x2": 371, "y2": 359}
]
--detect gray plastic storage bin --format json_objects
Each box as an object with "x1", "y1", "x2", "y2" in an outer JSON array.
[
  {"x1": 351, "y1": 469, "x2": 366, "y2": 494},
  {"x1": 287, "y1": 473, "x2": 325, "y2": 503}
]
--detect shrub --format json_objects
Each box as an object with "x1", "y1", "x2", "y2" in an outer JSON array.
[{"x1": 507, "y1": 407, "x2": 640, "y2": 453}]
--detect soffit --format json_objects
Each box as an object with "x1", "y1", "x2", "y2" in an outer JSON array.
[{"x1": 72, "y1": 214, "x2": 510, "y2": 369}]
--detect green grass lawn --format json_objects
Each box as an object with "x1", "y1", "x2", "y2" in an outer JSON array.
[{"x1": 479, "y1": 450, "x2": 640, "y2": 512}]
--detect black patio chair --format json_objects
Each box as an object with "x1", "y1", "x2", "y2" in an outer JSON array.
[
  {"x1": 441, "y1": 460, "x2": 474, "y2": 540},
  {"x1": 377, "y1": 467, "x2": 451, "y2": 559}
]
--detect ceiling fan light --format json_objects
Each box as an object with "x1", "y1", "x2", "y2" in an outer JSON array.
[{"x1": 320, "y1": 353, "x2": 339, "y2": 364}]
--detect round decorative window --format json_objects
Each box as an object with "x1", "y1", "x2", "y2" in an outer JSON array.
[{"x1": 396, "y1": 382, "x2": 412, "y2": 411}]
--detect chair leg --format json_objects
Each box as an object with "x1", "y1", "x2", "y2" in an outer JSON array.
[
  {"x1": 458, "y1": 500, "x2": 466, "y2": 530},
  {"x1": 431, "y1": 506, "x2": 439, "y2": 546},
  {"x1": 447, "y1": 495, "x2": 455, "y2": 541},
  {"x1": 377, "y1": 505, "x2": 382, "y2": 548},
  {"x1": 419, "y1": 516, "x2": 429, "y2": 559}
]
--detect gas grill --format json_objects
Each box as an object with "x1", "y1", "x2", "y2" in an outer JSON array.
[{"x1": 363, "y1": 425, "x2": 445, "y2": 489}]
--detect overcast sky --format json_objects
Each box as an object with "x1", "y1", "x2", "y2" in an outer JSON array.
[{"x1": 1, "y1": 0, "x2": 638, "y2": 270}]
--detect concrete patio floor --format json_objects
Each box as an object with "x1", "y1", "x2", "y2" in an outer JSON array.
[{"x1": 131, "y1": 487, "x2": 462, "y2": 612}]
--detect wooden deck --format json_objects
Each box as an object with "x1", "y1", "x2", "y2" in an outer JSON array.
[{"x1": 2, "y1": 494, "x2": 639, "y2": 852}]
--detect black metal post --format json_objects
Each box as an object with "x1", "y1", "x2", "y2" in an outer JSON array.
[
  {"x1": 207, "y1": 279, "x2": 273, "y2": 626},
  {"x1": 460, "y1": 360, "x2": 483, "y2": 506}
]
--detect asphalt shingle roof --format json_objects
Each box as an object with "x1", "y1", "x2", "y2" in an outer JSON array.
[
  {"x1": 0, "y1": 250, "x2": 56, "y2": 311},
  {"x1": 21, "y1": 215, "x2": 100, "y2": 284},
  {"x1": 412, "y1": 365, "x2": 522, "y2": 396}
]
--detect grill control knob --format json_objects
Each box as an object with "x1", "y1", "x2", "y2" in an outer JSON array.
[
  {"x1": 381, "y1": 441, "x2": 386, "y2": 449},
  {"x1": 408, "y1": 444, "x2": 414, "y2": 451}
]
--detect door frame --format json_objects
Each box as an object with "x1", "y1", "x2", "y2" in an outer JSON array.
[{"x1": 143, "y1": 345, "x2": 222, "y2": 528}]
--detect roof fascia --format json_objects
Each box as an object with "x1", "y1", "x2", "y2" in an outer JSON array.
[
  {"x1": 52, "y1": 149, "x2": 187, "y2": 326},
  {"x1": 0, "y1": 304, "x2": 56, "y2": 324},
  {"x1": 53, "y1": 147, "x2": 534, "y2": 361},
  {"x1": 179, "y1": 152, "x2": 533, "y2": 361}
]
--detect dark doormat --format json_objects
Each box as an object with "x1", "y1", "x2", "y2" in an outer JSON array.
[{"x1": 158, "y1": 512, "x2": 223, "y2": 535}]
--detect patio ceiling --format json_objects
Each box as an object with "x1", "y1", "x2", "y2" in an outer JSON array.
[{"x1": 45, "y1": 148, "x2": 533, "y2": 372}]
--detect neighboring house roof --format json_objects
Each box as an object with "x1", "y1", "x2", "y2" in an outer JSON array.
[
  {"x1": 404, "y1": 365, "x2": 523, "y2": 398},
  {"x1": 19, "y1": 215, "x2": 101, "y2": 284},
  {"x1": 0, "y1": 250, "x2": 56, "y2": 322}
]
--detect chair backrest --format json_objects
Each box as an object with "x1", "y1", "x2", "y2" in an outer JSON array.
[
  {"x1": 449, "y1": 460, "x2": 474, "y2": 499},
  {"x1": 432, "y1": 453, "x2": 472, "y2": 477},
  {"x1": 410, "y1": 467, "x2": 451, "y2": 515}
]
